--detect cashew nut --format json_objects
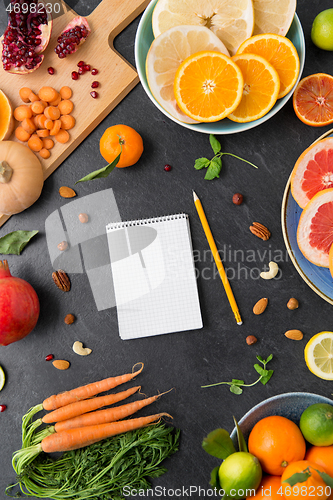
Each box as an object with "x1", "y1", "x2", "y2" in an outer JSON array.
[
  {"x1": 260, "y1": 261, "x2": 279, "y2": 280},
  {"x1": 72, "y1": 341, "x2": 92, "y2": 356}
]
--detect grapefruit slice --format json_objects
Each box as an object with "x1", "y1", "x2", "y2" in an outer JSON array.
[
  {"x1": 252, "y1": 0, "x2": 296, "y2": 36},
  {"x1": 146, "y1": 25, "x2": 230, "y2": 124},
  {"x1": 293, "y1": 73, "x2": 333, "y2": 127},
  {"x1": 291, "y1": 137, "x2": 333, "y2": 209},
  {"x1": 297, "y1": 188, "x2": 333, "y2": 267},
  {"x1": 329, "y1": 244, "x2": 333, "y2": 278}
]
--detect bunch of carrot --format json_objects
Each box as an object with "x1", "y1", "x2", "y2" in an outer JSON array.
[{"x1": 13, "y1": 363, "x2": 172, "y2": 475}]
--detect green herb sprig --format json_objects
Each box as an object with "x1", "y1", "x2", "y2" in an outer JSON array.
[
  {"x1": 201, "y1": 354, "x2": 274, "y2": 394},
  {"x1": 194, "y1": 134, "x2": 258, "y2": 180}
]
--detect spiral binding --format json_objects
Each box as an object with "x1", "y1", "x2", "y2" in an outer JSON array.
[{"x1": 106, "y1": 213, "x2": 188, "y2": 230}]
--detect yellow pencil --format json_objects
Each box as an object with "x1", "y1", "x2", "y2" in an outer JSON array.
[{"x1": 193, "y1": 191, "x2": 242, "y2": 325}]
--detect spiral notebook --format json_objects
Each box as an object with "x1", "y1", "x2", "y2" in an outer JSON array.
[{"x1": 106, "y1": 214, "x2": 202, "y2": 339}]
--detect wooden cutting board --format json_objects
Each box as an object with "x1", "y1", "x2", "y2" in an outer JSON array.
[{"x1": 0, "y1": 0, "x2": 150, "y2": 226}]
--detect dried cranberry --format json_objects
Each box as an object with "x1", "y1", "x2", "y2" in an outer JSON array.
[
  {"x1": 90, "y1": 91, "x2": 98, "y2": 98},
  {"x1": 48, "y1": 66, "x2": 55, "y2": 75},
  {"x1": 71, "y1": 71, "x2": 79, "y2": 80},
  {"x1": 91, "y1": 68, "x2": 98, "y2": 75},
  {"x1": 164, "y1": 164, "x2": 172, "y2": 172},
  {"x1": 91, "y1": 81, "x2": 99, "y2": 88},
  {"x1": 45, "y1": 354, "x2": 54, "y2": 361},
  {"x1": 0, "y1": 405, "x2": 7, "y2": 412}
]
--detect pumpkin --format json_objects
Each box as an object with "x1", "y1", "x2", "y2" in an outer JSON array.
[{"x1": 0, "y1": 141, "x2": 44, "y2": 215}]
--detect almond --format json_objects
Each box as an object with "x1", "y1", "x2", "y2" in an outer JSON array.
[
  {"x1": 284, "y1": 329, "x2": 303, "y2": 341},
  {"x1": 253, "y1": 298, "x2": 268, "y2": 315},
  {"x1": 59, "y1": 186, "x2": 76, "y2": 198},
  {"x1": 52, "y1": 359, "x2": 70, "y2": 370}
]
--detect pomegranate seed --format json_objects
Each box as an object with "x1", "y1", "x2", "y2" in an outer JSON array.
[
  {"x1": 164, "y1": 164, "x2": 172, "y2": 172},
  {"x1": 91, "y1": 81, "x2": 99, "y2": 88},
  {"x1": 48, "y1": 66, "x2": 55, "y2": 75},
  {"x1": 90, "y1": 91, "x2": 98, "y2": 98},
  {"x1": 71, "y1": 71, "x2": 79, "y2": 80},
  {"x1": 45, "y1": 354, "x2": 54, "y2": 361},
  {"x1": 91, "y1": 68, "x2": 98, "y2": 75},
  {"x1": 78, "y1": 66, "x2": 85, "y2": 75},
  {"x1": 0, "y1": 405, "x2": 7, "y2": 412},
  {"x1": 84, "y1": 64, "x2": 91, "y2": 71},
  {"x1": 77, "y1": 60, "x2": 85, "y2": 67}
]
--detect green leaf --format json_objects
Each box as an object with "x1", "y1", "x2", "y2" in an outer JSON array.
[
  {"x1": 316, "y1": 470, "x2": 333, "y2": 488},
  {"x1": 75, "y1": 152, "x2": 121, "y2": 184},
  {"x1": 230, "y1": 385, "x2": 243, "y2": 395},
  {"x1": 265, "y1": 354, "x2": 273, "y2": 363},
  {"x1": 233, "y1": 416, "x2": 248, "y2": 453},
  {"x1": 256, "y1": 355, "x2": 264, "y2": 363},
  {"x1": 209, "y1": 134, "x2": 221, "y2": 155},
  {"x1": 260, "y1": 369, "x2": 274, "y2": 385},
  {"x1": 254, "y1": 364, "x2": 265, "y2": 376},
  {"x1": 209, "y1": 466, "x2": 222, "y2": 489},
  {"x1": 0, "y1": 230, "x2": 38, "y2": 255},
  {"x1": 205, "y1": 157, "x2": 222, "y2": 180},
  {"x1": 283, "y1": 470, "x2": 311, "y2": 487},
  {"x1": 231, "y1": 379, "x2": 244, "y2": 386},
  {"x1": 202, "y1": 428, "x2": 236, "y2": 459},
  {"x1": 194, "y1": 157, "x2": 210, "y2": 170}
]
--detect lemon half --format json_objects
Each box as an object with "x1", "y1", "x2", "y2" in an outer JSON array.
[
  {"x1": 304, "y1": 331, "x2": 333, "y2": 380},
  {"x1": 0, "y1": 366, "x2": 5, "y2": 392}
]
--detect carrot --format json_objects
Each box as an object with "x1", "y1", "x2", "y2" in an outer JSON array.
[
  {"x1": 42, "y1": 363, "x2": 144, "y2": 410},
  {"x1": 42, "y1": 385, "x2": 140, "y2": 424},
  {"x1": 54, "y1": 390, "x2": 169, "y2": 432},
  {"x1": 41, "y1": 413, "x2": 172, "y2": 453}
]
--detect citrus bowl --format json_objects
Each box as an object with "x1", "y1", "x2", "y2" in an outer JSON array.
[
  {"x1": 230, "y1": 392, "x2": 333, "y2": 444},
  {"x1": 135, "y1": 0, "x2": 305, "y2": 134}
]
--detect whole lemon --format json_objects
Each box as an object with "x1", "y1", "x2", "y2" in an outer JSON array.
[
  {"x1": 311, "y1": 9, "x2": 333, "y2": 51},
  {"x1": 218, "y1": 451, "x2": 262, "y2": 500}
]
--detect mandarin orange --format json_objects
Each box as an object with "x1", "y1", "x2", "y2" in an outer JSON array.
[
  {"x1": 281, "y1": 460, "x2": 330, "y2": 500},
  {"x1": 247, "y1": 475, "x2": 286, "y2": 500},
  {"x1": 99, "y1": 124, "x2": 143, "y2": 168},
  {"x1": 306, "y1": 445, "x2": 333, "y2": 477}
]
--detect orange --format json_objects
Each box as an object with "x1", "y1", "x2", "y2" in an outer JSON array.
[
  {"x1": 99, "y1": 124, "x2": 143, "y2": 168},
  {"x1": 291, "y1": 137, "x2": 333, "y2": 209},
  {"x1": 281, "y1": 460, "x2": 330, "y2": 500},
  {"x1": 296, "y1": 188, "x2": 333, "y2": 267},
  {"x1": 228, "y1": 53, "x2": 280, "y2": 123},
  {"x1": 248, "y1": 415, "x2": 306, "y2": 476},
  {"x1": 306, "y1": 446, "x2": 333, "y2": 477},
  {"x1": 173, "y1": 51, "x2": 244, "y2": 122},
  {"x1": 0, "y1": 90, "x2": 14, "y2": 140},
  {"x1": 247, "y1": 475, "x2": 286, "y2": 500},
  {"x1": 293, "y1": 73, "x2": 333, "y2": 127},
  {"x1": 236, "y1": 34, "x2": 300, "y2": 98}
]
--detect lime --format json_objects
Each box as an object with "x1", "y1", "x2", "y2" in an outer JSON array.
[
  {"x1": 218, "y1": 451, "x2": 262, "y2": 499},
  {"x1": 311, "y1": 9, "x2": 333, "y2": 51},
  {"x1": 0, "y1": 365, "x2": 5, "y2": 391},
  {"x1": 300, "y1": 403, "x2": 333, "y2": 446}
]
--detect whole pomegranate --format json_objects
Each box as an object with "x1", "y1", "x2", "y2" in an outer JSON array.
[
  {"x1": 0, "y1": 260, "x2": 40, "y2": 346},
  {"x1": 1, "y1": 0, "x2": 52, "y2": 74}
]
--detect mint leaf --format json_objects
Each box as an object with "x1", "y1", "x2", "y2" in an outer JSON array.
[
  {"x1": 0, "y1": 230, "x2": 38, "y2": 255},
  {"x1": 230, "y1": 385, "x2": 243, "y2": 395},
  {"x1": 231, "y1": 379, "x2": 244, "y2": 386},
  {"x1": 283, "y1": 470, "x2": 311, "y2": 487},
  {"x1": 254, "y1": 364, "x2": 265, "y2": 376},
  {"x1": 194, "y1": 157, "x2": 210, "y2": 170},
  {"x1": 205, "y1": 157, "x2": 222, "y2": 180},
  {"x1": 209, "y1": 134, "x2": 221, "y2": 155},
  {"x1": 265, "y1": 354, "x2": 273, "y2": 363},
  {"x1": 260, "y1": 369, "x2": 274, "y2": 385},
  {"x1": 75, "y1": 152, "x2": 121, "y2": 184},
  {"x1": 256, "y1": 355, "x2": 264, "y2": 363},
  {"x1": 202, "y1": 428, "x2": 236, "y2": 459}
]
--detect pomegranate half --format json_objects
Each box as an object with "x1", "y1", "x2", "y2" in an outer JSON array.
[
  {"x1": 1, "y1": 0, "x2": 52, "y2": 74},
  {"x1": 0, "y1": 260, "x2": 40, "y2": 346},
  {"x1": 55, "y1": 16, "x2": 90, "y2": 58}
]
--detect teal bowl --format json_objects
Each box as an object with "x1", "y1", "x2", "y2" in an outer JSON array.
[
  {"x1": 230, "y1": 392, "x2": 333, "y2": 444},
  {"x1": 134, "y1": 0, "x2": 306, "y2": 134}
]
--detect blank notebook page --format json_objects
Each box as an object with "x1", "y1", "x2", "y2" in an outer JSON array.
[{"x1": 106, "y1": 214, "x2": 202, "y2": 339}]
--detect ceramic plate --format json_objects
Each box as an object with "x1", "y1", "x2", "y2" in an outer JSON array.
[
  {"x1": 281, "y1": 130, "x2": 333, "y2": 305},
  {"x1": 230, "y1": 392, "x2": 333, "y2": 443},
  {"x1": 135, "y1": 0, "x2": 305, "y2": 134}
]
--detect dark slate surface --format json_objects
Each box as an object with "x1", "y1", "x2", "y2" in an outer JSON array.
[{"x1": 1, "y1": 0, "x2": 333, "y2": 499}]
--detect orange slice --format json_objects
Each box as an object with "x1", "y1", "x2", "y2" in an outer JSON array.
[
  {"x1": 291, "y1": 137, "x2": 333, "y2": 209},
  {"x1": 228, "y1": 53, "x2": 280, "y2": 123},
  {"x1": 293, "y1": 73, "x2": 333, "y2": 127},
  {"x1": 173, "y1": 51, "x2": 244, "y2": 122},
  {"x1": 0, "y1": 90, "x2": 14, "y2": 140},
  {"x1": 236, "y1": 34, "x2": 300, "y2": 98},
  {"x1": 297, "y1": 188, "x2": 333, "y2": 268}
]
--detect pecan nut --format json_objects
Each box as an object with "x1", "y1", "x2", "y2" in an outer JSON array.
[
  {"x1": 250, "y1": 222, "x2": 271, "y2": 241},
  {"x1": 52, "y1": 270, "x2": 71, "y2": 292}
]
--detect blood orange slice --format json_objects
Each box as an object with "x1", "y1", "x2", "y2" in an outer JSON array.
[
  {"x1": 293, "y1": 73, "x2": 333, "y2": 127},
  {"x1": 291, "y1": 137, "x2": 333, "y2": 209},
  {"x1": 297, "y1": 188, "x2": 333, "y2": 267}
]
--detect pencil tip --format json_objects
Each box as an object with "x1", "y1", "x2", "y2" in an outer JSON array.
[{"x1": 193, "y1": 191, "x2": 198, "y2": 202}]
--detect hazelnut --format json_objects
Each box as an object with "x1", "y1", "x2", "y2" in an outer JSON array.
[
  {"x1": 64, "y1": 314, "x2": 75, "y2": 325},
  {"x1": 232, "y1": 193, "x2": 243, "y2": 205},
  {"x1": 246, "y1": 335, "x2": 257, "y2": 345},
  {"x1": 78, "y1": 213, "x2": 89, "y2": 223},
  {"x1": 287, "y1": 298, "x2": 299, "y2": 310},
  {"x1": 57, "y1": 241, "x2": 68, "y2": 251}
]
